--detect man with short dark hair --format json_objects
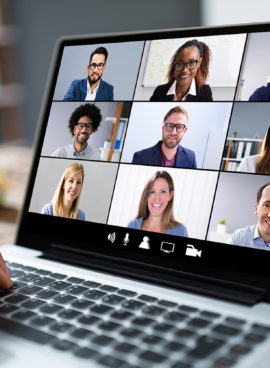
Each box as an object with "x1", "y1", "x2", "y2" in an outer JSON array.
[
  {"x1": 229, "y1": 182, "x2": 270, "y2": 250},
  {"x1": 132, "y1": 106, "x2": 196, "y2": 168},
  {"x1": 51, "y1": 103, "x2": 102, "y2": 160},
  {"x1": 64, "y1": 47, "x2": 114, "y2": 101}
]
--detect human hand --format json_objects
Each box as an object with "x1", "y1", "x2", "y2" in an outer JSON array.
[{"x1": 0, "y1": 252, "x2": 13, "y2": 289}]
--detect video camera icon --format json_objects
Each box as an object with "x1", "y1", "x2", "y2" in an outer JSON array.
[{"x1": 185, "y1": 244, "x2": 202, "y2": 258}]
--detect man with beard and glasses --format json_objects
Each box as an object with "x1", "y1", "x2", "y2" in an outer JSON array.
[
  {"x1": 131, "y1": 106, "x2": 196, "y2": 168},
  {"x1": 64, "y1": 47, "x2": 114, "y2": 101},
  {"x1": 51, "y1": 103, "x2": 102, "y2": 160}
]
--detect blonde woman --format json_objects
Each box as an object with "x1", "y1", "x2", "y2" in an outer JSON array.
[
  {"x1": 41, "y1": 162, "x2": 85, "y2": 220},
  {"x1": 128, "y1": 171, "x2": 188, "y2": 236},
  {"x1": 238, "y1": 126, "x2": 270, "y2": 174}
]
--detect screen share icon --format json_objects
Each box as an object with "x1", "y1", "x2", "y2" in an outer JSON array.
[{"x1": 160, "y1": 242, "x2": 175, "y2": 254}]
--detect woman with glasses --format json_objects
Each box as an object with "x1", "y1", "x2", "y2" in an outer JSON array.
[
  {"x1": 128, "y1": 170, "x2": 188, "y2": 237},
  {"x1": 41, "y1": 162, "x2": 86, "y2": 221},
  {"x1": 150, "y1": 39, "x2": 212, "y2": 102}
]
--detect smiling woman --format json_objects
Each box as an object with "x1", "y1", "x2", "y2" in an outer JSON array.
[
  {"x1": 127, "y1": 170, "x2": 188, "y2": 236},
  {"x1": 150, "y1": 39, "x2": 212, "y2": 102},
  {"x1": 41, "y1": 162, "x2": 86, "y2": 220}
]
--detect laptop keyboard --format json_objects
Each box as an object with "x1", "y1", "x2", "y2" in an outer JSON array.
[{"x1": 1, "y1": 261, "x2": 270, "y2": 368}]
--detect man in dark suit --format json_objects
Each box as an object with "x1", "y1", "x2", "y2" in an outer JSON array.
[
  {"x1": 64, "y1": 47, "x2": 114, "y2": 101},
  {"x1": 132, "y1": 106, "x2": 196, "y2": 168}
]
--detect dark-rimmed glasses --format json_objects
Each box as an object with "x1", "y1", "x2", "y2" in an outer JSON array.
[
  {"x1": 76, "y1": 123, "x2": 93, "y2": 130},
  {"x1": 174, "y1": 59, "x2": 200, "y2": 71},
  {"x1": 164, "y1": 123, "x2": 186, "y2": 132},
  {"x1": 89, "y1": 63, "x2": 105, "y2": 70}
]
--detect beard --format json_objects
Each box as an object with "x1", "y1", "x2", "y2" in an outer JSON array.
[
  {"x1": 162, "y1": 134, "x2": 181, "y2": 149},
  {"x1": 75, "y1": 132, "x2": 89, "y2": 145},
  {"x1": 88, "y1": 74, "x2": 101, "y2": 85}
]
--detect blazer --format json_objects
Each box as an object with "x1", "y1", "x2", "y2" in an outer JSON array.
[
  {"x1": 132, "y1": 141, "x2": 197, "y2": 168},
  {"x1": 150, "y1": 80, "x2": 213, "y2": 102},
  {"x1": 63, "y1": 78, "x2": 114, "y2": 101}
]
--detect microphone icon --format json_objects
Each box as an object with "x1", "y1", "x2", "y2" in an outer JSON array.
[{"x1": 123, "y1": 233, "x2": 129, "y2": 246}]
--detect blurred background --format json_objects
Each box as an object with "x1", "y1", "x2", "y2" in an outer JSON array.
[{"x1": 0, "y1": 0, "x2": 269, "y2": 244}]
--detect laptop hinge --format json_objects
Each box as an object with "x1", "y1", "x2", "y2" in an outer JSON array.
[{"x1": 41, "y1": 247, "x2": 267, "y2": 306}]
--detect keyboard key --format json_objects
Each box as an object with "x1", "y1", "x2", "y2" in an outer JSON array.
[
  {"x1": 70, "y1": 328, "x2": 93, "y2": 339},
  {"x1": 34, "y1": 269, "x2": 52, "y2": 276},
  {"x1": 49, "y1": 273, "x2": 67, "y2": 280},
  {"x1": 50, "y1": 321, "x2": 74, "y2": 333},
  {"x1": 188, "y1": 336, "x2": 224, "y2": 359},
  {"x1": 102, "y1": 294, "x2": 126, "y2": 305},
  {"x1": 19, "y1": 274, "x2": 40, "y2": 283},
  {"x1": 99, "y1": 285, "x2": 118, "y2": 292},
  {"x1": 143, "y1": 334, "x2": 164, "y2": 345},
  {"x1": 188, "y1": 317, "x2": 211, "y2": 329},
  {"x1": 36, "y1": 289, "x2": 59, "y2": 299},
  {"x1": 52, "y1": 339, "x2": 78, "y2": 351},
  {"x1": 0, "y1": 316, "x2": 54, "y2": 343},
  {"x1": 20, "y1": 266, "x2": 37, "y2": 272},
  {"x1": 132, "y1": 316, "x2": 154, "y2": 327},
  {"x1": 178, "y1": 305, "x2": 198, "y2": 313},
  {"x1": 214, "y1": 356, "x2": 236, "y2": 367},
  {"x1": 152, "y1": 322, "x2": 174, "y2": 333},
  {"x1": 58, "y1": 309, "x2": 83, "y2": 320},
  {"x1": 5, "y1": 294, "x2": 29, "y2": 305},
  {"x1": 92, "y1": 334, "x2": 116, "y2": 346},
  {"x1": 120, "y1": 327, "x2": 142, "y2": 338},
  {"x1": 78, "y1": 314, "x2": 101, "y2": 326},
  {"x1": 12, "y1": 309, "x2": 37, "y2": 321},
  {"x1": 83, "y1": 290, "x2": 107, "y2": 300},
  {"x1": 9, "y1": 269, "x2": 25, "y2": 278},
  {"x1": 66, "y1": 277, "x2": 85, "y2": 284},
  {"x1": 21, "y1": 298, "x2": 46, "y2": 309},
  {"x1": 244, "y1": 332, "x2": 266, "y2": 343},
  {"x1": 98, "y1": 321, "x2": 121, "y2": 332},
  {"x1": 49, "y1": 281, "x2": 71, "y2": 291},
  {"x1": 164, "y1": 311, "x2": 187, "y2": 323},
  {"x1": 91, "y1": 304, "x2": 114, "y2": 315},
  {"x1": 172, "y1": 363, "x2": 192, "y2": 368},
  {"x1": 165, "y1": 341, "x2": 186, "y2": 351},
  {"x1": 142, "y1": 305, "x2": 165, "y2": 316},
  {"x1": 82, "y1": 281, "x2": 101, "y2": 288},
  {"x1": 139, "y1": 350, "x2": 167, "y2": 364},
  {"x1": 40, "y1": 303, "x2": 64, "y2": 314},
  {"x1": 53, "y1": 294, "x2": 77, "y2": 305},
  {"x1": 230, "y1": 344, "x2": 251, "y2": 356},
  {"x1": 110, "y1": 310, "x2": 133, "y2": 321},
  {"x1": 117, "y1": 289, "x2": 137, "y2": 297},
  {"x1": 137, "y1": 294, "x2": 158, "y2": 303},
  {"x1": 98, "y1": 355, "x2": 126, "y2": 368},
  {"x1": 213, "y1": 324, "x2": 241, "y2": 336},
  {"x1": 174, "y1": 328, "x2": 198, "y2": 339},
  {"x1": 0, "y1": 304, "x2": 19, "y2": 314},
  {"x1": 71, "y1": 298, "x2": 95, "y2": 310},
  {"x1": 18, "y1": 285, "x2": 42, "y2": 295},
  {"x1": 251, "y1": 323, "x2": 270, "y2": 334},
  {"x1": 31, "y1": 315, "x2": 55, "y2": 327},
  {"x1": 0, "y1": 289, "x2": 13, "y2": 298},
  {"x1": 200, "y1": 310, "x2": 221, "y2": 319},
  {"x1": 74, "y1": 347, "x2": 100, "y2": 359},
  {"x1": 33, "y1": 277, "x2": 54, "y2": 287},
  {"x1": 158, "y1": 299, "x2": 177, "y2": 308},
  {"x1": 115, "y1": 342, "x2": 137, "y2": 353},
  {"x1": 225, "y1": 316, "x2": 246, "y2": 325},
  {"x1": 65, "y1": 285, "x2": 88, "y2": 296},
  {"x1": 122, "y1": 300, "x2": 145, "y2": 311}
]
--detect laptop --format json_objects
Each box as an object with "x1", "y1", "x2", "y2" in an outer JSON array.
[{"x1": 1, "y1": 22, "x2": 270, "y2": 368}]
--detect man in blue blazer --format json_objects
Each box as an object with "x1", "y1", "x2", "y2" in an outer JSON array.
[
  {"x1": 132, "y1": 106, "x2": 197, "y2": 168},
  {"x1": 64, "y1": 47, "x2": 114, "y2": 101}
]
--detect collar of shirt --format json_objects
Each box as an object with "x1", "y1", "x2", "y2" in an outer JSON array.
[
  {"x1": 253, "y1": 224, "x2": 270, "y2": 248},
  {"x1": 85, "y1": 79, "x2": 100, "y2": 101},
  {"x1": 167, "y1": 79, "x2": 196, "y2": 101},
  {"x1": 72, "y1": 143, "x2": 88, "y2": 157}
]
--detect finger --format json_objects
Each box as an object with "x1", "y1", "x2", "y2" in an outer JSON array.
[{"x1": 0, "y1": 252, "x2": 13, "y2": 289}]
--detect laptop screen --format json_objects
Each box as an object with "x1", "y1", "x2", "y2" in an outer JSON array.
[{"x1": 18, "y1": 23, "x2": 270, "y2": 287}]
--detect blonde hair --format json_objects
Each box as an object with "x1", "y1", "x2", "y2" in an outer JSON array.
[
  {"x1": 52, "y1": 162, "x2": 84, "y2": 219},
  {"x1": 256, "y1": 126, "x2": 270, "y2": 174},
  {"x1": 136, "y1": 171, "x2": 180, "y2": 229}
]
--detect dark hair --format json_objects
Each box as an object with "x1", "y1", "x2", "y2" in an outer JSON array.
[
  {"x1": 136, "y1": 171, "x2": 181, "y2": 229},
  {"x1": 167, "y1": 39, "x2": 211, "y2": 90},
  {"x1": 256, "y1": 126, "x2": 270, "y2": 174},
  {"x1": 163, "y1": 105, "x2": 188, "y2": 122},
  {"x1": 90, "y1": 47, "x2": 108, "y2": 63},
  {"x1": 257, "y1": 182, "x2": 270, "y2": 203},
  {"x1": 68, "y1": 103, "x2": 102, "y2": 136}
]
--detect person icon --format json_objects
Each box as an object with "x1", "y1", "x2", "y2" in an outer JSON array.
[{"x1": 139, "y1": 236, "x2": 151, "y2": 249}]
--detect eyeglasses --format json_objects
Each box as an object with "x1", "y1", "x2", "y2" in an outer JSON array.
[
  {"x1": 174, "y1": 59, "x2": 200, "y2": 71},
  {"x1": 164, "y1": 123, "x2": 186, "y2": 132},
  {"x1": 89, "y1": 63, "x2": 105, "y2": 70},
  {"x1": 76, "y1": 123, "x2": 93, "y2": 130}
]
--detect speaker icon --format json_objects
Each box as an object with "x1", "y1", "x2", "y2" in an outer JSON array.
[{"x1": 108, "y1": 232, "x2": 116, "y2": 243}]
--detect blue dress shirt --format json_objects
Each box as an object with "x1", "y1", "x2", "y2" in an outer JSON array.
[{"x1": 228, "y1": 224, "x2": 270, "y2": 250}]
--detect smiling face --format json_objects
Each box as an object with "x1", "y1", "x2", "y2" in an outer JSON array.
[
  {"x1": 87, "y1": 53, "x2": 106, "y2": 85},
  {"x1": 255, "y1": 185, "x2": 270, "y2": 242},
  {"x1": 63, "y1": 171, "x2": 83, "y2": 204},
  {"x1": 73, "y1": 116, "x2": 93, "y2": 146},
  {"x1": 162, "y1": 112, "x2": 188, "y2": 149},
  {"x1": 174, "y1": 46, "x2": 202, "y2": 89},
  {"x1": 147, "y1": 178, "x2": 173, "y2": 218}
]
